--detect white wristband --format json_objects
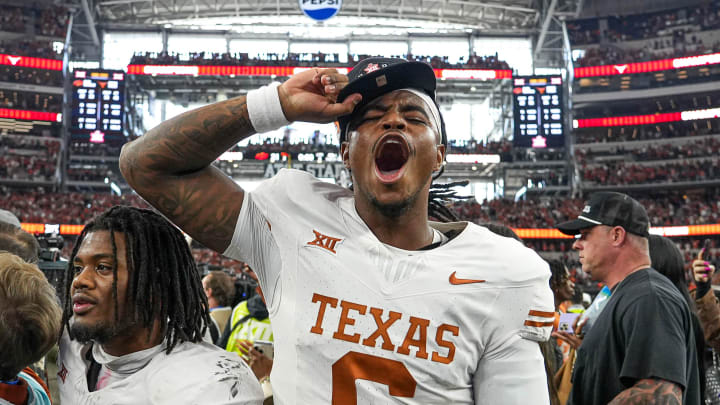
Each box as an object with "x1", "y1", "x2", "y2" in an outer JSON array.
[{"x1": 247, "y1": 82, "x2": 290, "y2": 133}]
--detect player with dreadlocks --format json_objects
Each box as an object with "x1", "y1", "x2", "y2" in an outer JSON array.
[
  {"x1": 120, "y1": 57, "x2": 554, "y2": 404},
  {"x1": 57, "y1": 206, "x2": 263, "y2": 404}
]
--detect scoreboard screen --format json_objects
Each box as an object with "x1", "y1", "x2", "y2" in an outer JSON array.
[
  {"x1": 70, "y1": 69, "x2": 125, "y2": 142},
  {"x1": 512, "y1": 75, "x2": 565, "y2": 148}
]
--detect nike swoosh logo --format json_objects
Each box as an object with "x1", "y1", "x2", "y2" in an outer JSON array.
[{"x1": 449, "y1": 271, "x2": 486, "y2": 285}]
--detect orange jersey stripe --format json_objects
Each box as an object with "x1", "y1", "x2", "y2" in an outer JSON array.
[
  {"x1": 524, "y1": 320, "x2": 555, "y2": 327},
  {"x1": 528, "y1": 310, "x2": 556, "y2": 318}
]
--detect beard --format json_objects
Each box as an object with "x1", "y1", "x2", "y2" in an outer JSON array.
[
  {"x1": 70, "y1": 316, "x2": 139, "y2": 344},
  {"x1": 364, "y1": 176, "x2": 430, "y2": 219},
  {"x1": 369, "y1": 193, "x2": 417, "y2": 218}
]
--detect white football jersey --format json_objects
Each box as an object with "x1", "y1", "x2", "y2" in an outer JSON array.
[
  {"x1": 57, "y1": 333, "x2": 263, "y2": 405},
  {"x1": 224, "y1": 169, "x2": 555, "y2": 405}
]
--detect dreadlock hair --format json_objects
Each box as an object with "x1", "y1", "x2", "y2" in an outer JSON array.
[
  {"x1": 546, "y1": 259, "x2": 568, "y2": 291},
  {"x1": 60, "y1": 205, "x2": 210, "y2": 354},
  {"x1": 427, "y1": 171, "x2": 472, "y2": 222}
]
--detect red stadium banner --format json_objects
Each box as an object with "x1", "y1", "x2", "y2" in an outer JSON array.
[
  {"x1": 574, "y1": 107, "x2": 720, "y2": 128},
  {"x1": 22, "y1": 222, "x2": 720, "y2": 238},
  {"x1": 0, "y1": 53, "x2": 63, "y2": 71},
  {"x1": 0, "y1": 108, "x2": 61, "y2": 122},
  {"x1": 126, "y1": 64, "x2": 512, "y2": 80},
  {"x1": 574, "y1": 52, "x2": 720, "y2": 78}
]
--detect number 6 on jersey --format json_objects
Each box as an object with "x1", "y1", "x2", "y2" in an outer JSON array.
[{"x1": 332, "y1": 351, "x2": 417, "y2": 404}]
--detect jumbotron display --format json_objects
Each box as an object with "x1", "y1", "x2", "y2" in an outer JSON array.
[
  {"x1": 70, "y1": 69, "x2": 126, "y2": 142},
  {"x1": 512, "y1": 75, "x2": 565, "y2": 148}
]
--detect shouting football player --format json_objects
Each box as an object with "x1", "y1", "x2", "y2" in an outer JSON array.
[{"x1": 120, "y1": 58, "x2": 555, "y2": 404}]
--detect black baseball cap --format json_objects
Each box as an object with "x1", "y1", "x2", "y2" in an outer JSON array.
[
  {"x1": 556, "y1": 192, "x2": 650, "y2": 237},
  {"x1": 336, "y1": 57, "x2": 447, "y2": 147}
]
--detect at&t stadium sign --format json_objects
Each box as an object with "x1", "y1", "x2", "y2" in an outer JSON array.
[{"x1": 299, "y1": 0, "x2": 341, "y2": 21}]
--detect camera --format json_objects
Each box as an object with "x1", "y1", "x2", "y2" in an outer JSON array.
[{"x1": 36, "y1": 233, "x2": 67, "y2": 296}]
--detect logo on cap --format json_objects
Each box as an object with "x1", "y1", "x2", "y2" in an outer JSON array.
[
  {"x1": 582, "y1": 205, "x2": 591, "y2": 213},
  {"x1": 363, "y1": 63, "x2": 381, "y2": 74},
  {"x1": 299, "y1": 0, "x2": 342, "y2": 21}
]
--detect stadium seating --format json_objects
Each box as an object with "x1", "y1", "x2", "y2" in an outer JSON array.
[{"x1": 130, "y1": 51, "x2": 512, "y2": 70}]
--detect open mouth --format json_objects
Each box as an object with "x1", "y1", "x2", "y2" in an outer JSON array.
[{"x1": 374, "y1": 135, "x2": 410, "y2": 183}]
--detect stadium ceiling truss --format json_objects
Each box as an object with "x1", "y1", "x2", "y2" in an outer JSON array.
[
  {"x1": 82, "y1": 0, "x2": 552, "y2": 33},
  {"x1": 66, "y1": 0, "x2": 582, "y2": 65}
]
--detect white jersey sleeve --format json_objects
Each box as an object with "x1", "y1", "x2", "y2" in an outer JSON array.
[{"x1": 472, "y1": 249, "x2": 554, "y2": 404}]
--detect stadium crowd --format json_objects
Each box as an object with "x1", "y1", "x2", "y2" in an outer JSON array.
[
  {"x1": 130, "y1": 51, "x2": 512, "y2": 70},
  {"x1": 0, "y1": 39, "x2": 62, "y2": 60},
  {"x1": 574, "y1": 121, "x2": 718, "y2": 144},
  {"x1": 0, "y1": 5, "x2": 68, "y2": 38},
  {"x1": 66, "y1": 164, "x2": 122, "y2": 183},
  {"x1": 580, "y1": 159, "x2": 720, "y2": 186},
  {"x1": 0, "y1": 90, "x2": 61, "y2": 112},
  {"x1": 0, "y1": 66, "x2": 64, "y2": 88},
  {"x1": 575, "y1": 38, "x2": 720, "y2": 67},
  {"x1": 567, "y1": 2, "x2": 720, "y2": 45},
  {"x1": 576, "y1": 137, "x2": 720, "y2": 163},
  {"x1": 69, "y1": 141, "x2": 124, "y2": 156},
  {"x1": 1, "y1": 136, "x2": 60, "y2": 153},
  {"x1": 450, "y1": 191, "x2": 720, "y2": 229},
  {"x1": 3, "y1": 187, "x2": 717, "y2": 231},
  {"x1": 0, "y1": 155, "x2": 57, "y2": 182}
]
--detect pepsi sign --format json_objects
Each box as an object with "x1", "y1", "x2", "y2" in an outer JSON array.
[{"x1": 299, "y1": 0, "x2": 341, "y2": 21}]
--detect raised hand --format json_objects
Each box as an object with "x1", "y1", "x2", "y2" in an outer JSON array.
[
  {"x1": 692, "y1": 248, "x2": 715, "y2": 284},
  {"x1": 278, "y1": 68, "x2": 362, "y2": 123}
]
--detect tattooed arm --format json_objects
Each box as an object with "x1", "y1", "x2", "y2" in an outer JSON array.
[
  {"x1": 119, "y1": 68, "x2": 361, "y2": 252},
  {"x1": 608, "y1": 378, "x2": 682, "y2": 405}
]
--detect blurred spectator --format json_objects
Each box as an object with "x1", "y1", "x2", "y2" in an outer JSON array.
[
  {"x1": 575, "y1": 39, "x2": 720, "y2": 67},
  {"x1": 648, "y1": 234, "x2": 706, "y2": 400},
  {"x1": 0, "y1": 6, "x2": 68, "y2": 38},
  {"x1": 540, "y1": 259, "x2": 576, "y2": 405},
  {"x1": 568, "y1": 3, "x2": 720, "y2": 46},
  {"x1": 0, "y1": 252, "x2": 61, "y2": 405},
  {"x1": 692, "y1": 244, "x2": 720, "y2": 350},
  {"x1": 0, "y1": 40, "x2": 62, "y2": 60},
  {"x1": 3, "y1": 186, "x2": 717, "y2": 234},
  {"x1": 70, "y1": 142, "x2": 124, "y2": 157},
  {"x1": 130, "y1": 51, "x2": 511, "y2": 70},
  {"x1": 66, "y1": 163, "x2": 122, "y2": 183},
  {"x1": 0, "y1": 155, "x2": 58, "y2": 182},
  {"x1": 575, "y1": 121, "x2": 718, "y2": 144},
  {"x1": 0, "y1": 66, "x2": 63, "y2": 87},
  {"x1": 0, "y1": 90, "x2": 61, "y2": 112},
  {"x1": 0, "y1": 222, "x2": 41, "y2": 264},
  {"x1": 576, "y1": 137, "x2": 720, "y2": 164},
  {"x1": 219, "y1": 267, "x2": 273, "y2": 401},
  {"x1": 0, "y1": 190, "x2": 151, "y2": 225},
  {"x1": 202, "y1": 270, "x2": 236, "y2": 340},
  {"x1": 581, "y1": 159, "x2": 720, "y2": 186}
]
